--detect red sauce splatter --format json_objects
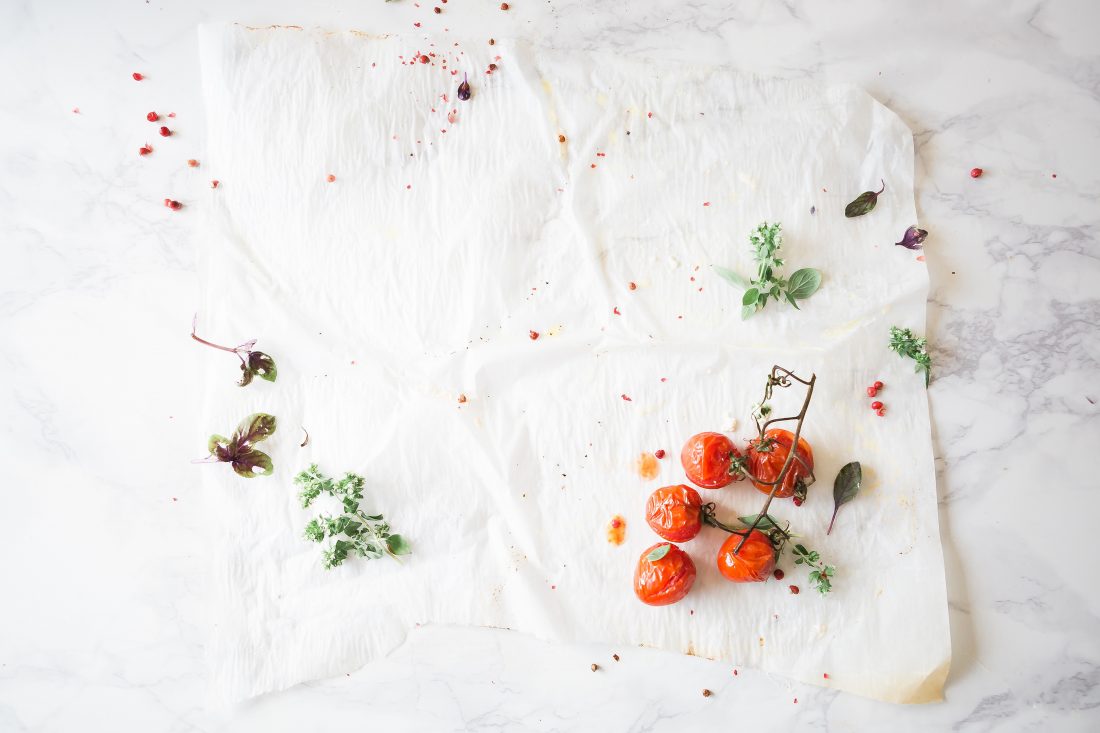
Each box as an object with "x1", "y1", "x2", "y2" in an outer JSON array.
[
  {"x1": 606, "y1": 515, "x2": 626, "y2": 545},
  {"x1": 635, "y1": 451, "x2": 657, "y2": 479},
  {"x1": 823, "y1": 673, "x2": 830, "y2": 679}
]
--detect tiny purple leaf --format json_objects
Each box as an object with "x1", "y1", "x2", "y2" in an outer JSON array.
[
  {"x1": 895, "y1": 226, "x2": 928, "y2": 250},
  {"x1": 844, "y1": 179, "x2": 885, "y2": 218}
]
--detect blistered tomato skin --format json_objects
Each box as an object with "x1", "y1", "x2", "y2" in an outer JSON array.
[
  {"x1": 645, "y1": 485, "x2": 704, "y2": 542},
  {"x1": 681, "y1": 432, "x2": 743, "y2": 489},
  {"x1": 746, "y1": 429, "x2": 814, "y2": 499},
  {"x1": 634, "y1": 543, "x2": 697, "y2": 606},
  {"x1": 716, "y1": 530, "x2": 776, "y2": 583}
]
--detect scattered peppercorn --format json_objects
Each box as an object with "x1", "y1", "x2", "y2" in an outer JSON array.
[
  {"x1": 434, "y1": 6, "x2": 441, "y2": 13},
  {"x1": 327, "y1": 174, "x2": 336, "y2": 182},
  {"x1": 612, "y1": 654, "x2": 620, "y2": 662},
  {"x1": 458, "y1": 394, "x2": 467, "y2": 403},
  {"x1": 873, "y1": 380, "x2": 884, "y2": 390},
  {"x1": 488, "y1": 63, "x2": 497, "y2": 71},
  {"x1": 866, "y1": 386, "x2": 877, "y2": 397},
  {"x1": 529, "y1": 330, "x2": 539, "y2": 340},
  {"x1": 211, "y1": 180, "x2": 220, "y2": 189},
  {"x1": 621, "y1": 394, "x2": 632, "y2": 401},
  {"x1": 590, "y1": 664, "x2": 598, "y2": 672},
  {"x1": 419, "y1": 54, "x2": 429, "y2": 64},
  {"x1": 164, "y1": 199, "x2": 182, "y2": 210},
  {"x1": 188, "y1": 159, "x2": 199, "y2": 168},
  {"x1": 773, "y1": 568, "x2": 785, "y2": 580},
  {"x1": 159, "y1": 126, "x2": 171, "y2": 137},
  {"x1": 500, "y1": 2, "x2": 509, "y2": 8},
  {"x1": 132, "y1": 72, "x2": 143, "y2": 81},
  {"x1": 876, "y1": 408, "x2": 886, "y2": 417},
  {"x1": 146, "y1": 111, "x2": 159, "y2": 122},
  {"x1": 970, "y1": 167, "x2": 983, "y2": 178},
  {"x1": 792, "y1": 497, "x2": 803, "y2": 507},
  {"x1": 789, "y1": 585, "x2": 800, "y2": 594},
  {"x1": 489, "y1": 38, "x2": 495, "y2": 45},
  {"x1": 823, "y1": 673, "x2": 830, "y2": 679},
  {"x1": 558, "y1": 134, "x2": 566, "y2": 143},
  {"x1": 702, "y1": 689, "x2": 712, "y2": 698},
  {"x1": 139, "y1": 145, "x2": 153, "y2": 156},
  {"x1": 654, "y1": 449, "x2": 665, "y2": 459},
  {"x1": 871, "y1": 400, "x2": 883, "y2": 410},
  {"x1": 628, "y1": 281, "x2": 637, "y2": 290}
]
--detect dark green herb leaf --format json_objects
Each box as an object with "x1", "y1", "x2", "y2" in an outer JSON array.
[
  {"x1": 828, "y1": 461, "x2": 862, "y2": 535},
  {"x1": 894, "y1": 226, "x2": 928, "y2": 251},
  {"x1": 844, "y1": 179, "x2": 886, "y2": 218},
  {"x1": 714, "y1": 266, "x2": 751, "y2": 290},
  {"x1": 742, "y1": 288, "x2": 759, "y2": 306},
  {"x1": 786, "y1": 268, "x2": 822, "y2": 300},
  {"x1": 739, "y1": 514, "x2": 778, "y2": 531},
  {"x1": 646, "y1": 544, "x2": 672, "y2": 562},
  {"x1": 386, "y1": 535, "x2": 411, "y2": 556}
]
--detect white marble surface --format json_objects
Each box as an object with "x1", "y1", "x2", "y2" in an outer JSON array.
[{"x1": 1, "y1": 0, "x2": 1098, "y2": 730}]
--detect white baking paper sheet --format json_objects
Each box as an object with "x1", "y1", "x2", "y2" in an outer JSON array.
[{"x1": 196, "y1": 24, "x2": 949, "y2": 704}]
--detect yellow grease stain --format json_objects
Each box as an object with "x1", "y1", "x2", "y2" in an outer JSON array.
[{"x1": 635, "y1": 452, "x2": 659, "y2": 480}]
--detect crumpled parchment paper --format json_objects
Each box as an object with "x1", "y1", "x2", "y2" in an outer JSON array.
[{"x1": 197, "y1": 24, "x2": 949, "y2": 704}]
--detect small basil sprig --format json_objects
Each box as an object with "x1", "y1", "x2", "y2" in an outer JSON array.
[
  {"x1": 844, "y1": 179, "x2": 885, "y2": 218},
  {"x1": 792, "y1": 544, "x2": 835, "y2": 594},
  {"x1": 716, "y1": 222, "x2": 822, "y2": 320},
  {"x1": 191, "y1": 315, "x2": 277, "y2": 387},
  {"x1": 889, "y1": 326, "x2": 932, "y2": 386},
  {"x1": 204, "y1": 413, "x2": 277, "y2": 478},
  {"x1": 828, "y1": 461, "x2": 862, "y2": 535},
  {"x1": 295, "y1": 464, "x2": 410, "y2": 569},
  {"x1": 895, "y1": 226, "x2": 928, "y2": 250},
  {"x1": 646, "y1": 544, "x2": 672, "y2": 562}
]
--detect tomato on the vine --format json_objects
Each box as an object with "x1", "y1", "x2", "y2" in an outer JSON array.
[
  {"x1": 746, "y1": 428, "x2": 814, "y2": 499},
  {"x1": 716, "y1": 529, "x2": 776, "y2": 583},
  {"x1": 634, "y1": 542, "x2": 697, "y2": 606},
  {"x1": 680, "y1": 431, "x2": 743, "y2": 489},
  {"x1": 645, "y1": 484, "x2": 704, "y2": 542}
]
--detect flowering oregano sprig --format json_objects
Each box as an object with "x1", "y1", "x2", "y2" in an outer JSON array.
[
  {"x1": 295, "y1": 464, "x2": 410, "y2": 569},
  {"x1": 715, "y1": 223, "x2": 822, "y2": 320},
  {"x1": 888, "y1": 326, "x2": 931, "y2": 386}
]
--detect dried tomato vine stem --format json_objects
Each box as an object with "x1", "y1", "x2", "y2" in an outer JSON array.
[{"x1": 732, "y1": 365, "x2": 817, "y2": 554}]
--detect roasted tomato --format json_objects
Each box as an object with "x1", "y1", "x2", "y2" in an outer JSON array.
[
  {"x1": 634, "y1": 542, "x2": 697, "y2": 606},
  {"x1": 681, "y1": 431, "x2": 744, "y2": 489},
  {"x1": 716, "y1": 529, "x2": 776, "y2": 583},
  {"x1": 645, "y1": 485, "x2": 704, "y2": 542},
  {"x1": 746, "y1": 429, "x2": 814, "y2": 499}
]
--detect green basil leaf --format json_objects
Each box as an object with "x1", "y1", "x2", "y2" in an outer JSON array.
[
  {"x1": 231, "y1": 447, "x2": 273, "y2": 478},
  {"x1": 828, "y1": 461, "x2": 862, "y2": 535},
  {"x1": 386, "y1": 534, "x2": 412, "y2": 556},
  {"x1": 741, "y1": 304, "x2": 756, "y2": 321},
  {"x1": 235, "y1": 413, "x2": 277, "y2": 446},
  {"x1": 248, "y1": 351, "x2": 278, "y2": 383},
  {"x1": 739, "y1": 514, "x2": 778, "y2": 531},
  {"x1": 646, "y1": 544, "x2": 672, "y2": 562},
  {"x1": 714, "y1": 266, "x2": 751, "y2": 290},
  {"x1": 742, "y1": 287, "x2": 759, "y2": 306},
  {"x1": 786, "y1": 268, "x2": 821, "y2": 300},
  {"x1": 844, "y1": 180, "x2": 885, "y2": 218}
]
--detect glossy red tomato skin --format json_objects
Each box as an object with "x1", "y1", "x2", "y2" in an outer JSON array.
[
  {"x1": 645, "y1": 485, "x2": 704, "y2": 542},
  {"x1": 746, "y1": 429, "x2": 814, "y2": 499},
  {"x1": 716, "y1": 530, "x2": 776, "y2": 583},
  {"x1": 634, "y1": 543, "x2": 697, "y2": 606},
  {"x1": 681, "y1": 432, "x2": 743, "y2": 489}
]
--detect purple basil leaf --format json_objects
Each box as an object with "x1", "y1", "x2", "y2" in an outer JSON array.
[
  {"x1": 457, "y1": 73, "x2": 471, "y2": 101},
  {"x1": 247, "y1": 351, "x2": 278, "y2": 383},
  {"x1": 238, "y1": 364, "x2": 254, "y2": 387},
  {"x1": 231, "y1": 447, "x2": 274, "y2": 478},
  {"x1": 235, "y1": 413, "x2": 277, "y2": 446},
  {"x1": 894, "y1": 226, "x2": 928, "y2": 250},
  {"x1": 844, "y1": 179, "x2": 885, "y2": 218},
  {"x1": 208, "y1": 434, "x2": 233, "y2": 461}
]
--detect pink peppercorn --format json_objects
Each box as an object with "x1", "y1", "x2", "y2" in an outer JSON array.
[
  {"x1": 147, "y1": 111, "x2": 159, "y2": 122},
  {"x1": 970, "y1": 168, "x2": 983, "y2": 178},
  {"x1": 529, "y1": 330, "x2": 539, "y2": 340},
  {"x1": 871, "y1": 401, "x2": 883, "y2": 410},
  {"x1": 132, "y1": 72, "x2": 143, "y2": 81},
  {"x1": 159, "y1": 126, "x2": 171, "y2": 137},
  {"x1": 654, "y1": 449, "x2": 666, "y2": 459}
]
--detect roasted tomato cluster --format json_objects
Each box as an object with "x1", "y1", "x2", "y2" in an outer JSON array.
[{"x1": 633, "y1": 428, "x2": 815, "y2": 606}]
